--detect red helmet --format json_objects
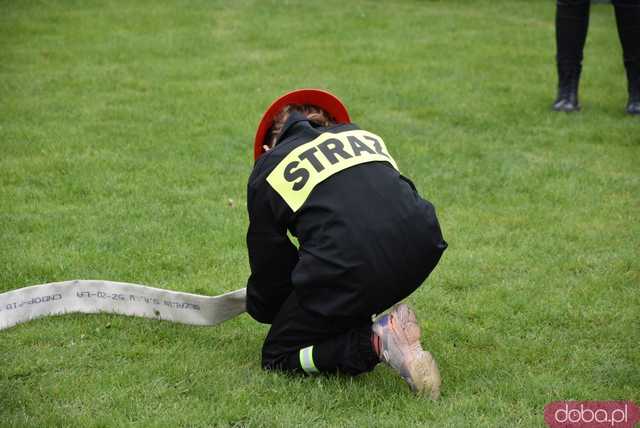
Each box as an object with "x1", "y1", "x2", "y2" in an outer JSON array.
[{"x1": 253, "y1": 88, "x2": 351, "y2": 160}]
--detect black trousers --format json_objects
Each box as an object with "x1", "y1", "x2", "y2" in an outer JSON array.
[
  {"x1": 261, "y1": 292, "x2": 379, "y2": 376},
  {"x1": 556, "y1": 0, "x2": 640, "y2": 80}
]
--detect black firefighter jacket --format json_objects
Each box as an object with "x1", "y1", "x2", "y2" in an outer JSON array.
[{"x1": 246, "y1": 112, "x2": 447, "y2": 324}]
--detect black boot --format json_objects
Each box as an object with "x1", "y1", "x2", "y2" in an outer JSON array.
[{"x1": 552, "y1": 67, "x2": 581, "y2": 112}]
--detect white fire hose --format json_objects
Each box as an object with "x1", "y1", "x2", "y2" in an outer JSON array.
[{"x1": 0, "y1": 280, "x2": 247, "y2": 331}]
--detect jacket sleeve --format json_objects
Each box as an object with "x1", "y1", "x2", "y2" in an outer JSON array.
[{"x1": 245, "y1": 181, "x2": 299, "y2": 324}]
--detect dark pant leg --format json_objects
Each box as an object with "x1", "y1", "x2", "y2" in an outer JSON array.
[
  {"x1": 261, "y1": 292, "x2": 379, "y2": 376},
  {"x1": 613, "y1": 0, "x2": 640, "y2": 92},
  {"x1": 556, "y1": 0, "x2": 591, "y2": 72}
]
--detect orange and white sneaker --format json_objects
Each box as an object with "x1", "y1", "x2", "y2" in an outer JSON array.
[{"x1": 372, "y1": 303, "x2": 441, "y2": 400}]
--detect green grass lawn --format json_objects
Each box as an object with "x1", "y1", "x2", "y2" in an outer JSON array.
[{"x1": 1, "y1": 0, "x2": 638, "y2": 426}]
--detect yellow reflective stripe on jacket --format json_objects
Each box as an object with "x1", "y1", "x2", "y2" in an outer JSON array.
[
  {"x1": 267, "y1": 130, "x2": 399, "y2": 212},
  {"x1": 299, "y1": 345, "x2": 319, "y2": 374}
]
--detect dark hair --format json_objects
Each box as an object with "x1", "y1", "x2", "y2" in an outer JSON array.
[{"x1": 266, "y1": 104, "x2": 336, "y2": 148}]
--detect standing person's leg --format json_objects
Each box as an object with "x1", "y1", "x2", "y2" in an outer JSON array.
[
  {"x1": 261, "y1": 292, "x2": 379, "y2": 376},
  {"x1": 553, "y1": 0, "x2": 591, "y2": 112},
  {"x1": 613, "y1": 0, "x2": 640, "y2": 114}
]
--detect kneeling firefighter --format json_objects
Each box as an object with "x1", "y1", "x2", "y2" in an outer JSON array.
[{"x1": 245, "y1": 89, "x2": 447, "y2": 399}]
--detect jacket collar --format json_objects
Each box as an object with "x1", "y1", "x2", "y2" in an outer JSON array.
[{"x1": 274, "y1": 111, "x2": 312, "y2": 147}]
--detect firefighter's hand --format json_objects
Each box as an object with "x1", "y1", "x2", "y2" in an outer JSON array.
[{"x1": 263, "y1": 144, "x2": 271, "y2": 152}]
